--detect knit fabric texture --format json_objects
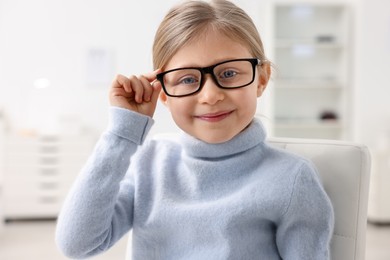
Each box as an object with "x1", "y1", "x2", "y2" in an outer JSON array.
[{"x1": 56, "y1": 107, "x2": 334, "y2": 260}]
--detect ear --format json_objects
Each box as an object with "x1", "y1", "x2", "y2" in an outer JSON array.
[
  {"x1": 256, "y1": 62, "x2": 271, "y2": 97},
  {"x1": 159, "y1": 91, "x2": 169, "y2": 107}
]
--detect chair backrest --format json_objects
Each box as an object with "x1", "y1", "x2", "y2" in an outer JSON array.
[
  {"x1": 268, "y1": 137, "x2": 371, "y2": 260},
  {"x1": 126, "y1": 136, "x2": 371, "y2": 260}
]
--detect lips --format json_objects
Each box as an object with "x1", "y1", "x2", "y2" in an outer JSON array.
[{"x1": 194, "y1": 110, "x2": 234, "y2": 122}]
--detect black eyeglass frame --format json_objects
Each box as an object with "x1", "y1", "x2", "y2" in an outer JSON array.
[{"x1": 156, "y1": 58, "x2": 262, "y2": 97}]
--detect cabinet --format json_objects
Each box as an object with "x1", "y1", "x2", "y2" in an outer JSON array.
[
  {"x1": 272, "y1": 3, "x2": 352, "y2": 140},
  {"x1": 3, "y1": 133, "x2": 96, "y2": 220}
]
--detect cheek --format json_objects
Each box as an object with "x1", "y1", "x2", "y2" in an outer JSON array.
[
  {"x1": 232, "y1": 88, "x2": 259, "y2": 118},
  {"x1": 235, "y1": 86, "x2": 258, "y2": 105},
  {"x1": 166, "y1": 99, "x2": 192, "y2": 119}
]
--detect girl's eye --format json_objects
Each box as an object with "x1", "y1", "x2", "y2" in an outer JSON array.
[
  {"x1": 179, "y1": 76, "x2": 198, "y2": 85},
  {"x1": 220, "y1": 70, "x2": 237, "y2": 79}
]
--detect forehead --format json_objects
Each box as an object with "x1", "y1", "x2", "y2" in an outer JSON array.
[{"x1": 164, "y1": 28, "x2": 252, "y2": 70}]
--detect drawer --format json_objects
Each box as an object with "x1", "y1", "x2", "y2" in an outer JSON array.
[
  {"x1": 4, "y1": 178, "x2": 60, "y2": 196},
  {"x1": 4, "y1": 173, "x2": 75, "y2": 193},
  {"x1": 5, "y1": 155, "x2": 87, "y2": 175},
  {"x1": 7, "y1": 135, "x2": 96, "y2": 155},
  {"x1": 6, "y1": 152, "x2": 89, "y2": 164},
  {"x1": 4, "y1": 198, "x2": 62, "y2": 219}
]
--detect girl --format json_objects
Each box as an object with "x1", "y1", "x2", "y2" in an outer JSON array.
[{"x1": 56, "y1": 0, "x2": 334, "y2": 259}]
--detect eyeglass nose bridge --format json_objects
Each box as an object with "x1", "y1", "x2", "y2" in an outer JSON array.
[{"x1": 198, "y1": 64, "x2": 220, "y2": 89}]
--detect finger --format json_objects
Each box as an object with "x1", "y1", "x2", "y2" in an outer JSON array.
[
  {"x1": 139, "y1": 75, "x2": 154, "y2": 102},
  {"x1": 128, "y1": 75, "x2": 144, "y2": 103},
  {"x1": 150, "y1": 80, "x2": 162, "y2": 104},
  {"x1": 143, "y1": 68, "x2": 162, "y2": 82},
  {"x1": 111, "y1": 87, "x2": 132, "y2": 98},
  {"x1": 112, "y1": 74, "x2": 131, "y2": 93}
]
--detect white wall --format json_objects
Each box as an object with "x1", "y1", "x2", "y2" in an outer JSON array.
[
  {"x1": 0, "y1": 0, "x2": 277, "y2": 136},
  {"x1": 354, "y1": 0, "x2": 390, "y2": 148},
  {"x1": 0, "y1": 0, "x2": 179, "y2": 135},
  {"x1": 1, "y1": 0, "x2": 389, "y2": 145}
]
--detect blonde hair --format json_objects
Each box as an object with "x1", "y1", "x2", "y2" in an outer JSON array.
[{"x1": 152, "y1": 0, "x2": 269, "y2": 70}]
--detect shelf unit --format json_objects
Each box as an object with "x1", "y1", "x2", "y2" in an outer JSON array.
[{"x1": 272, "y1": 3, "x2": 352, "y2": 140}]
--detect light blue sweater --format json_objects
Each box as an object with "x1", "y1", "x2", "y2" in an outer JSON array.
[{"x1": 56, "y1": 107, "x2": 334, "y2": 260}]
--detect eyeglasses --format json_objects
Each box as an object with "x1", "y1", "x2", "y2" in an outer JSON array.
[{"x1": 156, "y1": 58, "x2": 262, "y2": 97}]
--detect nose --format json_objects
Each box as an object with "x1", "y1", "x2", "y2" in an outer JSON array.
[{"x1": 197, "y1": 75, "x2": 224, "y2": 105}]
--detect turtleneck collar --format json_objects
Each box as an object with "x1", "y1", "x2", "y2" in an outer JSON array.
[{"x1": 179, "y1": 118, "x2": 267, "y2": 159}]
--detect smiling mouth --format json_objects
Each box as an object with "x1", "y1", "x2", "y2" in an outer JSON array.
[{"x1": 195, "y1": 110, "x2": 234, "y2": 122}]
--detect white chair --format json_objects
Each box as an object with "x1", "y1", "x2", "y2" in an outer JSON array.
[
  {"x1": 268, "y1": 138, "x2": 371, "y2": 260},
  {"x1": 126, "y1": 137, "x2": 371, "y2": 260}
]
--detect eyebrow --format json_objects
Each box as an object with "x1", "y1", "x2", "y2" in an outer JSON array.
[{"x1": 164, "y1": 57, "x2": 243, "y2": 71}]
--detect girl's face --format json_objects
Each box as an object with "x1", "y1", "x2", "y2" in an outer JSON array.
[{"x1": 159, "y1": 29, "x2": 269, "y2": 144}]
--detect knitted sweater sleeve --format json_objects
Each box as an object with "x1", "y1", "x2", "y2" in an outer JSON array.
[
  {"x1": 276, "y1": 161, "x2": 334, "y2": 260},
  {"x1": 55, "y1": 107, "x2": 154, "y2": 259}
]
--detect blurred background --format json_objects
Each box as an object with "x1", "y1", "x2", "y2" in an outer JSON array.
[{"x1": 0, "y1": 0, "x2": 389, "y2": 259}]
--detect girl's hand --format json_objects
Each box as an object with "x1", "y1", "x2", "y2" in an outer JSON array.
[{"x1": 109, "y1": 69, "x2": 162, "y2": 117}]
